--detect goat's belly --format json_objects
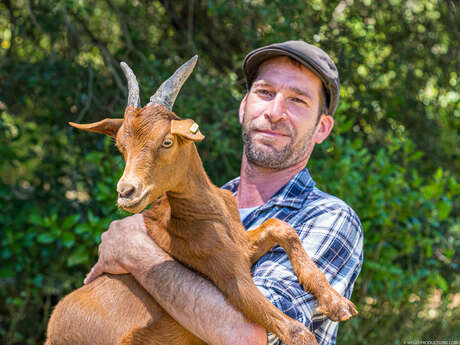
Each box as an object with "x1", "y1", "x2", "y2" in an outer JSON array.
[{"x1": 46, "y1": 274, "x2": 164, "y2": 345}]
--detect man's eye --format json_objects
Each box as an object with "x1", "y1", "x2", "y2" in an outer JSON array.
[
  {"x1": 257, "y1": 89, "x2": 272, "y2": 97},
  {"x1": 292, "y1": 97, "x2": 307, "y2": 105}
]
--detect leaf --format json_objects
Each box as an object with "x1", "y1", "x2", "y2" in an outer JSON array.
[
  {"x1": 61, "y1": 232, "x2": 76, "y2": 248},
  {"x1": 0, "y1": 267, "x2": 15, "y2": 278},
  {"x1": 421, "y1": 183, "x2": 442, "y2": 200},
  {"x1": 88, "y1": 211, "x2": 98, "y2": 224},
  {"x1": 37, "y1": 233, "x2": 54, "y2": 244},
  {"x1": 425, "y1": 243, "x2": 432, "y2": 258},
  {"x1": 351, "y1": 138, "x2": 363, "y2": 150},
  {"x1": 13, "y1": 297, "x2": 25, "y2": 306},
  {"x1": 62, "y1": 214, "x2": 80, "y2": 229},
  {"x1": 434, "y1": 167, "x2": 443, "y2": 180},
  {"x1": 1, "y1": 248, "x2": 12, "y2": 259},
  {"x1": 436, "y1": 199, "x2": 451, "y2": 220},
  {"x1": 408, "y1": 151, "x2": 423, "y2": 161},
  {"x1": 33, "y1": 274, "x2": 43, "y2": 287},
  {"x1": 448, "y1": 177, "x2": 460, "y2": 194},
  {"x1": 29, "y1": 212, "x2": 44, "y2": 226},
  {"x1": 444, "y1": 248, "x2": 454, "y2": 259},
  {"x1": 67, "y1": 246, "x2": 90, "y2": 266},
  {"x1": 435, "y1": 274, "x2": 448, "y2": 293},
  {"x1": 75, "y1": 223, "x2": 90, "y2": 235}
]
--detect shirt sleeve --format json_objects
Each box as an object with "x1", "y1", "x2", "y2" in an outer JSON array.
[{"x1": 251, "y1": 205, "x2": 364, "y2": 335}]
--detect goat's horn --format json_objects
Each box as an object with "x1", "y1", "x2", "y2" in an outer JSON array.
[
  {"x1": 120, "y1": 62, "x2": 141, "y2": 108},
  {"x1": 147, "y1": 55, "x2": 198, "y2": 111}
]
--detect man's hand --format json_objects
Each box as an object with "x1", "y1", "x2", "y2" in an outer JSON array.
[{"x1": 84, "y1": 214, "x2": 171, "y2": 284}]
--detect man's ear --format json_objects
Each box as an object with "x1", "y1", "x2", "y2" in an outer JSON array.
[
  {"x1": 314, "y1": 114, "x2": 334, "y2": 144},
  {"x1": 170, "y1": 119, "x2": 205, "y2": 142},
  {"x1": 239, "y1": 93, "x2": 248, "y2": 125},
  {"x1": 69, "y1": 118, "x2": 123, "y2": 138}
]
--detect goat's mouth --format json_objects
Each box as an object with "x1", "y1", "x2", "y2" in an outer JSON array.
[{"x1": 117, "y1": 187, "x2": 151, "y2": 213}]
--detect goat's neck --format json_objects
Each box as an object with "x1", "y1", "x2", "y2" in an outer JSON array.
[{"x1": 166, "y1": 144, "x2": 227, "y2": 226}]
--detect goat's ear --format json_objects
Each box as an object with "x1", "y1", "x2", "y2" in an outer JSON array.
[
  {"x1": 170, "y1": 119, "x2": 205, "y2": 142},
  {"x1": 69, "y1": 118, "x2": 123, "y2": 138}
]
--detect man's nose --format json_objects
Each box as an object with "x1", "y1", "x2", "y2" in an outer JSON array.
[{"x1": 265, "y1": 94, "x2": 287, "y2": 122}]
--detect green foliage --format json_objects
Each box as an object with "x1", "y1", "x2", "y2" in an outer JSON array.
[
  {"x1": 310, "y1": 113, "x2": 459, "y2": 342},
  {"x1": 0, "y1": 0, "x2": 458, "y2": 344}
]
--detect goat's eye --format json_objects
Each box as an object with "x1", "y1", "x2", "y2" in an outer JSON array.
[{"x1": 161, "y1": 138, "x2": 173, "y2": 148}]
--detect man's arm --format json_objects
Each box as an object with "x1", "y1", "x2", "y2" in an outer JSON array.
[{"x1": 84, "y1": 214, "x2": 267, "y2": 345}]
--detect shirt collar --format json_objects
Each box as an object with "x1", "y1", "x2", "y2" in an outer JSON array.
[{"x1": 221, "y1": 167, "x2": 316, "y2": 210}]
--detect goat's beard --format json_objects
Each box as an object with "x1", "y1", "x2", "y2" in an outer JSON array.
[{"x1": 241, "y1": 112, "x2": 313, "y2": 170}]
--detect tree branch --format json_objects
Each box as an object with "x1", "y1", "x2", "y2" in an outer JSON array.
[
  {"x1": 328, "y1": 0, "x2": 354, "y2": 29},
  {"x1": 69, "y1": 9, "x2": 127, "y2": 96},
  {"x1": 2, "y1": 0, "x2": 16, "y2": 57},
  {"x1": 187, "y1": 0, "x2": 194, "y2": 47},
  {"x1": 156, "y1": 0, "x2": 240, "y2": 71},
  {"x1": 75, "y1": 64, "x2": 94, "y2": 123},
  {"x1": 25, "y1": 0, "x2": 45, "y2": 35},
  {"x1": 104, "y1": 0, "x2": 147, "y2": 63}
]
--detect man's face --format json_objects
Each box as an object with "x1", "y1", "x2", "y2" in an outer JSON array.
[{"x1": 240, "y1": 57, "x2": 329, "y2": 170}]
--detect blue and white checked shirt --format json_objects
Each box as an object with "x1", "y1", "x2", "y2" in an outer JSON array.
[{"x1": 221, "y1": 168, "x2": 363, "y2": 345}]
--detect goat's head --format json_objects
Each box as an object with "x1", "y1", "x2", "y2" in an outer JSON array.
[{"x1": 70, "y1": 56, "x2": 204, "y2": 213}]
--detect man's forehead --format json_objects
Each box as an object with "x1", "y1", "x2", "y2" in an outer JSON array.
[
  {"x1": 258, "y1": 56, "x2": 318, "y2": 78},
  {"x1": 253, "y1": 56, "x2": 322, "y2": 98}
]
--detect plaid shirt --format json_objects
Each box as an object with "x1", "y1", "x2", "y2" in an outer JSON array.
[{"x1": 221, "y1": 168, "x2": 363, "y2": 345}]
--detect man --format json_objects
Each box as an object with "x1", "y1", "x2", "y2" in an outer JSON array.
[{"x1": 84, "y1": 41, "x2": 363, "y2": 345}]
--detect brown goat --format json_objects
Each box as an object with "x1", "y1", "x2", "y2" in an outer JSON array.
[{"x1": 46, "y1": 57, "x2": 357, "y2": 345}]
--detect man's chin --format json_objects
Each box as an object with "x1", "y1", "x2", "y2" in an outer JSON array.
[
  {"x1": 245, "y1": 148, "x2": 286, "y2": 169},
  {"x1": 251, "y1": 140, "x2": 290, "y2": 156}
]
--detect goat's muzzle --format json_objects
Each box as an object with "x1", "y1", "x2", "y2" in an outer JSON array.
[
  {"x1": 116, "y1": 179, "x2": 151, "y2": 212},
  {"x1": 118, "y1": 183, "x2": 136, "y2": 199}
]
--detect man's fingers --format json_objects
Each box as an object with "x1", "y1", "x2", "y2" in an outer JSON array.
[
  {"x1": 84, "y1": 214, "x2": 148, "y2": 285},
  {"x1": 84, "y1": 261, "x2": 104, "y2": 285}
]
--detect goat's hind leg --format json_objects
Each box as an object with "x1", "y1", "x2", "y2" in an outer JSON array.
[
  {"x1": 247, "y1": 218, "x2": 358, "y2": 321},
  {"x1": 119, "y1": 314, "x2": 205, "y2": 345}
]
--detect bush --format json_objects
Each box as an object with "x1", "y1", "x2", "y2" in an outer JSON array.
[{"x1": 310, "y1": 114, "x2": 459, "y2": 342}]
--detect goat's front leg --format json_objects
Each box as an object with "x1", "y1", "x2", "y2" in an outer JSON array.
[{"x1": 247, "y1": 218, "x2": 358, "y2": 322}]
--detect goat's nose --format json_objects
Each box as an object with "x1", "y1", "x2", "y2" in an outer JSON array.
[{"x1": 118, "y1": 184, "x2": 136, "y2": 199}]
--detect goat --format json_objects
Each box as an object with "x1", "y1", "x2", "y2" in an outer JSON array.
[{"x1": 46, "y1": 56, "x2": 357, "y2": 345}]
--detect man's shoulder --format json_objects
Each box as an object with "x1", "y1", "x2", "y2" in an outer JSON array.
[
  {"x1": 303, "y1": 186, "x2": 360, "y2": 223},
  {"x1": 221, "y1": 176, "x2": 239, "y2": 193},
  {"x1": 286, "y1": 186, "x2": 363, "y2": 249}
]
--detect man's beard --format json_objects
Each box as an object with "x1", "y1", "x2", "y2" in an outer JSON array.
[{"x1": 242, "y1": 113, "x2": 314, "y2": 170}]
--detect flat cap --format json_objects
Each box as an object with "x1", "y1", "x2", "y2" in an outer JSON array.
[{"x1": 243, "y1": 40, "x2": 340, "y2": 116}]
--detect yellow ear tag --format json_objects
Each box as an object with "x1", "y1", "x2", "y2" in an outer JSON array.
[{"x1": 189, "y1": 123, "x2": 199, "y2": 134}]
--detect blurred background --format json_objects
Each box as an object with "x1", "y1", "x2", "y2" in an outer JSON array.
[{"x1": 0, "y1": 0, "x2": 458, "y2": 344}]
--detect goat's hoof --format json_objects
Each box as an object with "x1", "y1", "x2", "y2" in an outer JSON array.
[
  {"x1": 287, "y1": 324, "x2": 318, "y2": 345},
  {"x1": 317, "y1": 290, "x2": 358, "y2": 322},
  {"x1": 301, "y1": 331, "x2": 318, "y2": 345}
]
